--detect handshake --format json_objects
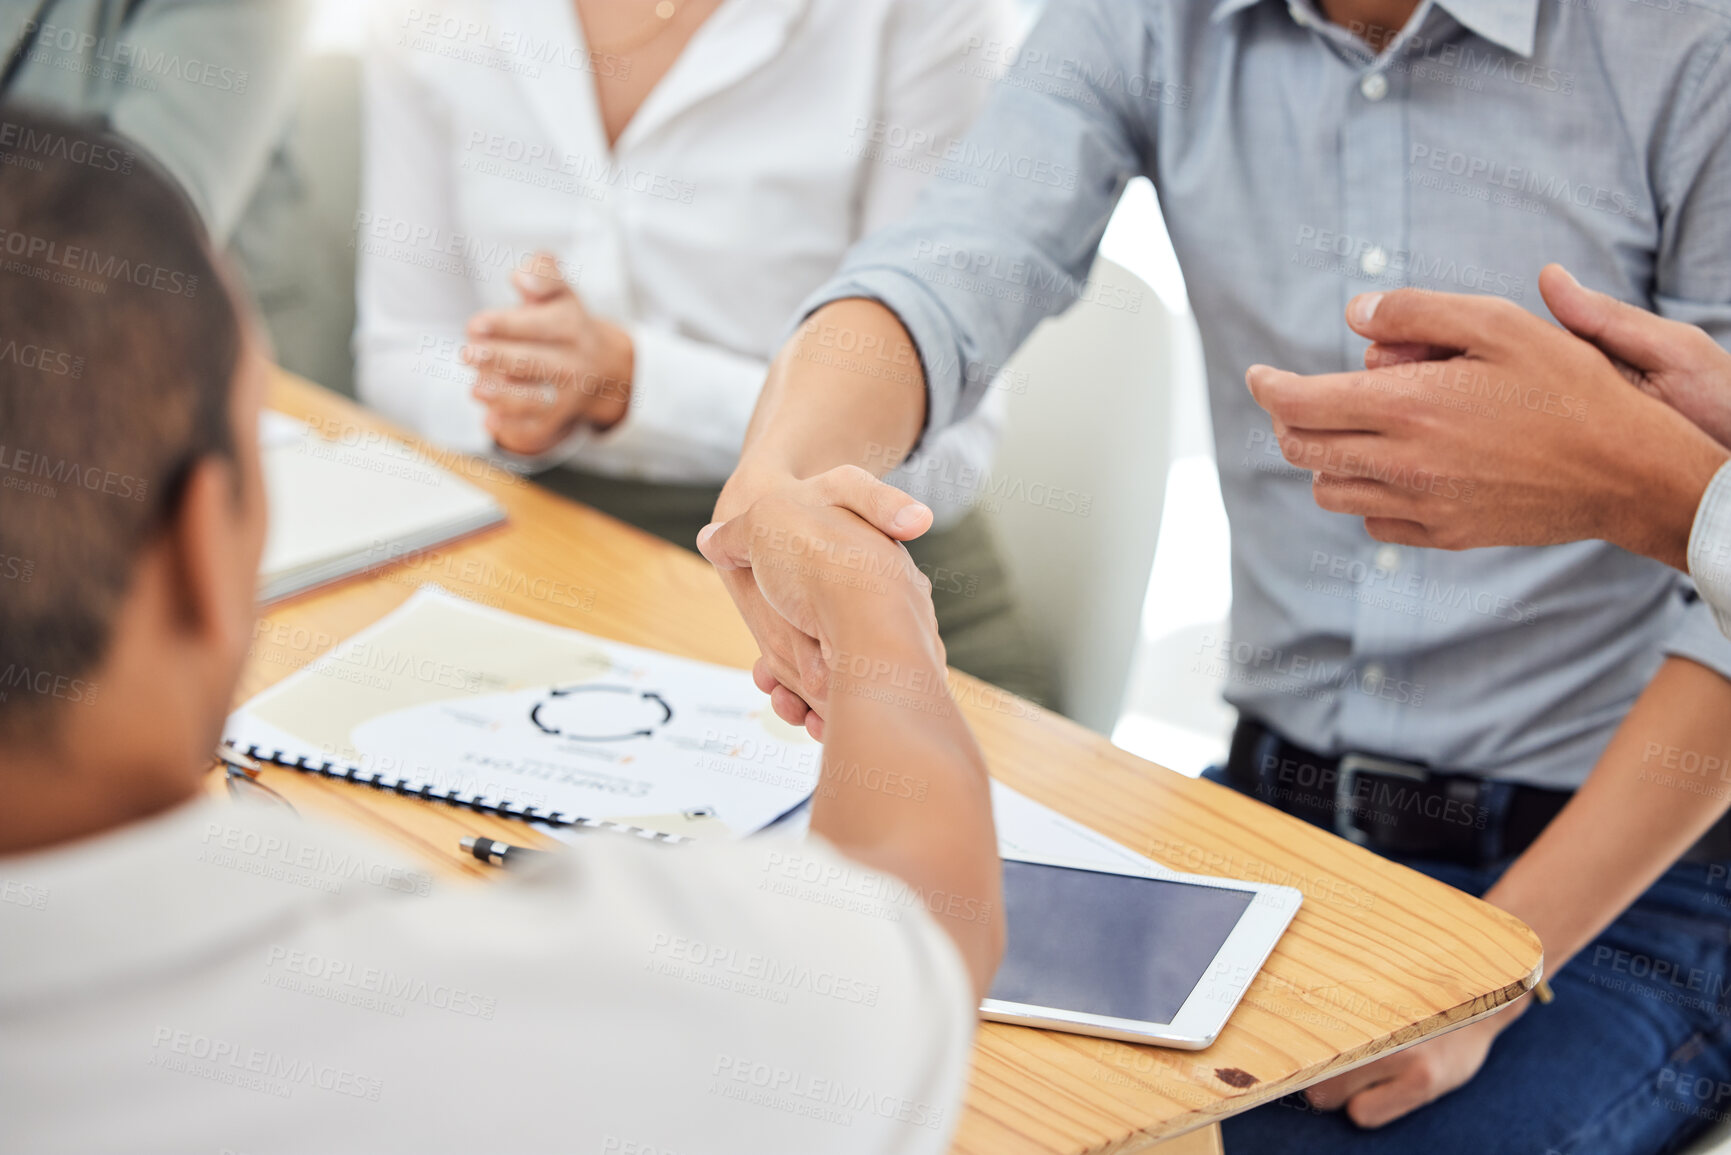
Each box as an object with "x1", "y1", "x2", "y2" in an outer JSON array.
[{"x1": 697, "y1": 464, "x2": 946, "y2": 740}]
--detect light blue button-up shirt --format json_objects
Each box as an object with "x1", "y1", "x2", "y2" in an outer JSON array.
[{"x1": 804, "y1": 0, "x2": 1731, "y2": 789}]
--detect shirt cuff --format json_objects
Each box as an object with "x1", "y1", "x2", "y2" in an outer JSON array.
[
  {"x1": 792, "y1": 268, "x2": 967, "y2": 457},
  {"x1": 1688, "y1": 459, "x2": 1731, "y2": 640},
  {"x1": 516, "y1": 322, "x2": 761, "y2": 487}
]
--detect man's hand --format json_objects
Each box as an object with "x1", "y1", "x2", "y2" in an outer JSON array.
[
  {"x1": 703, "y1": 467, "x2": 1002, "y2": 999},
  {"x1": 1541, "y1": 266, "x2": 1731, "y2": 448},
  {"x1": 1246, "y1": 266, "x2": 1729, "y2": 568},
  {"x1": 1304, "y1": 1009, "x2": 1515, "y2": 1128},
  {"x1": 701, "y1": 465, "x2": 934, "y2": 740},
  {"x1": 463, "y1": 251, "x2": 635, "y2": 456}
]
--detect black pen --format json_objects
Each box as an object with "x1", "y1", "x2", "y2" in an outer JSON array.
[{"x1": 460, "y1": 835, "x2": 550, "y2": 869}]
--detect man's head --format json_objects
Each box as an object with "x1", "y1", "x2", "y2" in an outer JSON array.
[{"x1": 0, "y1": 109, "x2": 268, "y2": 850}]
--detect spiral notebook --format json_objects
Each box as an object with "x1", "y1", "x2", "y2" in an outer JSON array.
[
  {"x1": 257, "y1": 412, "x2": 505, "y2": 604},
  {"x1": 227, "y1": 587, "x2": 820, "y2": 840},
  {"x1": 219, "y1": 743, "x2": 703, "y2": 844}
]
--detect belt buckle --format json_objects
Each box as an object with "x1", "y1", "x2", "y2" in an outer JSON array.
[{"x1": 1335, "y1": 753, "x2": 1430, "y2": 845}]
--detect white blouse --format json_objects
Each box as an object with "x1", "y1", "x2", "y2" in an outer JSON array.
[{"x1": 357, "y1": 0, "x2": 1012, "y2": 523}]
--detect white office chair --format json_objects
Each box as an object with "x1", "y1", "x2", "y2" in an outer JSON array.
[{"x1": 985, "y1": 257, "x2": 1184, "y2": 734}]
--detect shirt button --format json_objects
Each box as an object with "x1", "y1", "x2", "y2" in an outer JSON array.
[
  {"x1": 1362, "y1": 664, "x2": 1386, "y2": 692},
  {"x1": 1374, "y1": 545, "x2": 1402, "y2": 573},
  {"x1": 1360, "y1": 72, "x2": 1389, "y2": 102},
  {"x1": 1360, "y1": 245, "x2": 1389, "y2": 277}
]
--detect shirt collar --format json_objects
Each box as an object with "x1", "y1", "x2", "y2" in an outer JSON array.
[
  {"x1": 1433, "y1": 0, "x2": 1538, "y2": 57},
  {"x1": 1210, "y1": 0, "x2": 1267, "y2": 21},
  {"x1": 500, "y1": 0, "x2": 809, "y2": 158},
  {"x1": 1210, "y1": 0, "x2": 1538, "y2": 58}
]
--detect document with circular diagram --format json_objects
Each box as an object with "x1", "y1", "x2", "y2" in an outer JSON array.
[{"x1": 224, "y1": 586, "x2": 819, "y2": 837}]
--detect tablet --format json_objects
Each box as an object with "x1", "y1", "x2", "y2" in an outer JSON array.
[{"x1": 981, "y1": 852, "x2": 1302, "y2": 1049}]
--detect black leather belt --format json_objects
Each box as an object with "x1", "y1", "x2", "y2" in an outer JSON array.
[{"x1": 1224, "y1": 719, "x2": 1651, "y2": 869}]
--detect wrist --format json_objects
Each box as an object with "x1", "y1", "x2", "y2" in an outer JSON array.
[
  {"x1": 822, "y1": 592, "x2": 947, "y2": 696},
  {"x1": 1614, "y1": 419, "x2": 1729, "y2": 571},
  {"x1": 716, "y1": 459, "x2": 797, "y2": 523},
  {"x1": 585, "y1": 322, "x2": 634, "y2": 431}
]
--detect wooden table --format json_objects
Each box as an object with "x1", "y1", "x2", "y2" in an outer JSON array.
[{"x1": 242, "y1": 374, "x2": 1544, "y2": 1155}]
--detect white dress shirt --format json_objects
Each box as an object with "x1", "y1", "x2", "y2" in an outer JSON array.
[
  {"x1": 356, "y1": 0, "x2": 1011, "y2": 526},
  {"x1": 0, "y1": 797, "x2": 973, "y2": 1154},
  {"x1": 1691, "y1": 461, "x2": 1731, "y2": 638}
]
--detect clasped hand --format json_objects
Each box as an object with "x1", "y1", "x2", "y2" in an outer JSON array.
[
  {"x1": 463, "y1": 250, "x2": 636, "y2": 457},
  {"x1": 1246, "y1": 264, "x2": 1731, "y2": 565},
  {"x1": 699, "y1": 465, "x2": 937, "y2": 740}
]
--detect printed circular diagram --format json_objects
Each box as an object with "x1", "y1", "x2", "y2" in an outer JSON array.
[{"x1": 528, "y1": 684, "x2": 673, "y2": 741}]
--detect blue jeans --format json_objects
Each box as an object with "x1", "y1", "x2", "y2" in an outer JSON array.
[{"x1": 1220, "y1": 849, "x2": 1731, "y2": 1154}]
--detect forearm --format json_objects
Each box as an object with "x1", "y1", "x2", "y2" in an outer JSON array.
[
  {"x1": 807, "y1": 591, "x2": 1002, "y2": 998},
  {"x1": 1483, "y1": 657, "x2": 1731, "y2": 988},
  {"x1": 721, "y1": 300, "x2": 928, "y2": 515}
]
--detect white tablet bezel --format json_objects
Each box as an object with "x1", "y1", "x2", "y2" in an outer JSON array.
[{"x1": 980, "y1": 851, "x2": 1303, "y2": 1050}]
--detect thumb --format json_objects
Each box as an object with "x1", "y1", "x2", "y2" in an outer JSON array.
[
  {"x1": 695, "y1": 520, "x2": 750, "y2": 570},
  {"x1": 1540, "y1": 263, "x2": 1676, "y2": 376},
  {"x1": 514, "y1": 251, "x2": 576, "y2": 303},
  {"x1": 810, "y1": 464, "x2": 933, "y2": 542}
]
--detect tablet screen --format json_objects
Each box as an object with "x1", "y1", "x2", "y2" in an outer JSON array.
[{"x1": 987, "y1": 859, "x2": 1256, "y2": 1024}]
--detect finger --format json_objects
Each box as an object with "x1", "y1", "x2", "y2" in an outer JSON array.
[
  {"x1": 1364, "y1": 516, "x2": 1439, "y2": 547},
  {"x1": 1539, "y1": 263, "x2": 1683, "y2": 376},
  {"x1": 713, "y1": 565, "x2": 822, "y2": 721},
  {"x1": 752, "y1": 657, "x2": 782, "y2": 696},
  {"x1": 1343, "y1": 1061, "x2": 1437, "y2": 1129},
  {"x1": 1271, "y1": 429, "x2": 1391, "y2": 476},
  {"x1": 486, "y1": 412, "x2": 564, "y2": 456},
  {"x1": 473, "y1": 374, "x2": 559, "y2": 418},
  {"x1": 477, "y1": 389, "x2": 578, "y2": 433},
  {"x1": 1365, "y1": 341, "x2": 1455, "y2": 369},
  {"x1": 469, "y1": 299, "x2": 578, "y2": 342},
  {"x1": 1246, "y1": 365, "x2": 1394, "y2": 433},
  {"x1": 804, "y1": 710, "x2": 826, "y2": 742},
  {"x1": 808, "y1": 464, "x2": 932, "y2": 541},
  {"x1": 769, "y1": 684, "x2": 810, "y2": 728},
  {"x1": 1312, "y1": 473, "x2": 1418, "y2": 518},
  {"x1": 463, "y1": 339, "x2": 568, "y2": 383},
  {"x1": 1305, "y1": 1055, "x2": 1405, "y2": 1111},
  {"x1": 696, "y1": 519, "x2": 749, "y2": 570},
  {"x1": 1345, "y1": 287, "x2": 1523, "y2": 353},
  {"x1": 487, "y1": 425, "x2": 556, "y2": 457},
  {"x1": 513, "y1": 251, "x2": 577, "y2": 302}
]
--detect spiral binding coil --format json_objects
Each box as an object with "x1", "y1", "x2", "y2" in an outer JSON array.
[{"x1": 224, "y1": 741, "x2": 692, "y2": 845}]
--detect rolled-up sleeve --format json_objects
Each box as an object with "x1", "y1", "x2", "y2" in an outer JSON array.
[
  {"x1": 1688, "y1": 461, "x2": 1731, "y2": 640},
  {"x1": 793, "y1": 0, "x2": 1155, "y2": 451},
  {"x1": 559, "y1": 324, "x2": 771, "y2": 482}
]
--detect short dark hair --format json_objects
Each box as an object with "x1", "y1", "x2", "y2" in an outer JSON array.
[{"x1": 0, "y1": 108, "x2": 242, "y2": 736}]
